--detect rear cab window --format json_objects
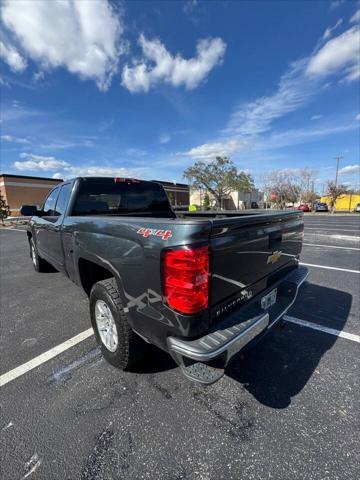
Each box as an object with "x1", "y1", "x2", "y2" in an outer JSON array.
[{"x1": 71, "y1": 180, "x2": 173, "y2": 217}]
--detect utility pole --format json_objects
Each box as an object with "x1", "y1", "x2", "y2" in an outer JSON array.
[{"x1": 334, "y1": 155, "x2": 343, "y2": 187}]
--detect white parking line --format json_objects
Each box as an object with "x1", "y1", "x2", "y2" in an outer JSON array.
[
  {"x1": 303, "y1": 243, "x2": 360, "y2": 251},
  {"x1": 1, "y1": 228, "x2": 27, "y2": 232},
  {"x1": 304, "y1": 221, "x2": 360, "y2": 224},
  {"x1": 306, "y1": 227, "x2": 360, "y2": 232},
  {"x1": 304, "y1": 233, "x2": 360, "y2": 241},
  {"x1": 284, "y1": 316, "x2": 360, "y2": 343},
  {"x1": 0, "y1": 328, "x2": 94, "y2": 388},
  {"x1": 300, "y1": 262, "x2": 360, "y2": 274}
]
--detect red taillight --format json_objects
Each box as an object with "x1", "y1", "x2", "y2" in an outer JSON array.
[{"x1": 163, "y1": 245, "x2": 209, "y2": 315}]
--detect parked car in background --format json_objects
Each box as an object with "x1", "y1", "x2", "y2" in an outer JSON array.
[
  {"x1": 355, "y1": 203, "x2": 360, "y2": 213},
  {"x1": 314, "y1": 202, "x2": 329, "y2": 212},
  {"x1": 251, "y1": 201, "x2": 259, "y2": 209},
  {"x1": 297, "y1": 204, "x2": 311, "y2": 212}
]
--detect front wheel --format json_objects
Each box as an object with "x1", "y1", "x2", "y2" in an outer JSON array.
[
  {"x1": 30, "y1": 238, "x2": 50, "y2": 272},
  {"x1": 90, "y1": 278, "x2": 146, "y2": 370}
]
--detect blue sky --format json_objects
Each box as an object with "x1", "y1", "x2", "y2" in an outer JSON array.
[{"x1": 1, "y1": 0, "x2": 359, "y2": 193}]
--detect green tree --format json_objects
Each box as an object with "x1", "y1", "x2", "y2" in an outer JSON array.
[
  {"x1": 184, "y1": 156, "x2": 254, "y2": 209},
  {"x1": 0, "y1": 192, "x2": 10, "y2": 224},
  {"x1": 326, "y1": 180, "x2": 348, "y2": 213}
]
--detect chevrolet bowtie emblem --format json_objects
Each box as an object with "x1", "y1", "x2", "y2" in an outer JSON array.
[{"x1": 267, "y1": 250, "x2": 282, "y2": 264}]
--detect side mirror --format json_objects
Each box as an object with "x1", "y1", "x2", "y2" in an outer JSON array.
[{"x1": 20, "y1": 205, "x2": 40, "y2": 217}]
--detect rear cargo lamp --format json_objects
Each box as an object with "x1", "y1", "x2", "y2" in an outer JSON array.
[
  {"x1": 114, "y1": 177, "x2": 141, "y2": 184},
  {"x1": 163, "y1": 245, "x2": 209, "y2": 315}
]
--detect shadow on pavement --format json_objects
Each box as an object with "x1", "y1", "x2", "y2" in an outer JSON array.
[
  {"x1": 132, "y1": 344, "x2": 178, "y2": 374},
  {"x1": 225, "y1": 281, "x2": 352, "y2": 408}
]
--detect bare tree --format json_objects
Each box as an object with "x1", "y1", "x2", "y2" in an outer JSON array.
[
  {"x1": 298, "y1": 168, "x2": 317, "y2": 206},
  {"x1": 326, "y1": 180, "x2": 348, "y2": 213},
  {"x1": 261, "y1": 169, "x2": 300, "y2": 209}
]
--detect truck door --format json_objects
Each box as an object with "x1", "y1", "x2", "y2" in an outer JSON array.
[
  {"x1": 35, "y1": 183, "x2": 72, "y2": 272},
  {"x1": 50, "y1": 183, "x2": 73, "y2": 271},
  {"x1": 35, "y1": 186, "x2": 60, "y2": 261}
]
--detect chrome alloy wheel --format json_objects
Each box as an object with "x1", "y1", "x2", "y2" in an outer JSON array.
[
  {"x1": 31, "y1": 243, "x2": 37, "y2": 266},
  {"x1": 95, "y1": 300, "x2": 118, "y2": 352}
]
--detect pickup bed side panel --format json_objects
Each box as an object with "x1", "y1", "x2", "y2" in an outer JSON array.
[{"x1": 61, "y1": 216, "x2": 212, "y2": 351}]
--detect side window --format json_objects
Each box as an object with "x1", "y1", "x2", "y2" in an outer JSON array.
[
  {"x1": 42, "y1": 187, "x2": 60, "y2": 216},
  {"x1": 54, "y1": 184, "x2": 72, "y2": 217}
]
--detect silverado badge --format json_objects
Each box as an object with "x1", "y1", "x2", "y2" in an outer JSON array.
[{"x1": 267, "y1": 250, "x2": 282, "y2": 265}]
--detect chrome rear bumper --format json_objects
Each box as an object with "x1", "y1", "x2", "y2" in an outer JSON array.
[{"x1": 168, "y1": 266, "x2": 309, "y2": 364}]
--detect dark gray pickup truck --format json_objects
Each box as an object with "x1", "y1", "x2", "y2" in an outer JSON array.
[{"x1": 22, "y1": 177, "x2": 308, "y2": 384}]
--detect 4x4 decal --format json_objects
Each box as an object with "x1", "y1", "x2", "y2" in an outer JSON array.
[{"x1": 137, "y1": 227, "x2": 172, "y2": 241}]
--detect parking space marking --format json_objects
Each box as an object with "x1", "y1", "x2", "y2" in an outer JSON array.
[
  {"x1": 300, "y1": 262, "x2": 360, "y2": 274},
  {"x1": 304, "y1": 233, "x2": 360, "y2": 241},
  {"x1": 0, "y1": 328, "x2": 94, "y2": 388},
  {"x1": 302, "y1": 243, "x2": 360, "y2": 251},
  {"x1": 284, "y1": 316, "x2": 360, "y2": 343},
  {"x1": 305, "y1": 223, "x2": 360, "y2": 227},
  {"x1": 305, "y1": 227, "x2": 360, "y2": 232},
  {"x1": 1, "y1": 228, "x2": 27, "y2": 232}
]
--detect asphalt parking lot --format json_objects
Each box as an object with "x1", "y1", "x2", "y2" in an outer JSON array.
[{"x1": 1, "y1": 215, "x2": 359, "y2": 480}]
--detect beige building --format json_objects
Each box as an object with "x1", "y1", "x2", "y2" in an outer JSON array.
[
  {"x1": 0, "y1": 174, "x2": 63, "y2": 216},
  {"x1": 190, "y1": 188, "x2": 263, "y2": 209}
]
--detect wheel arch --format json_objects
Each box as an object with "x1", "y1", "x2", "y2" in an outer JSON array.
[{"x1": 77, "y1": 256, "x2": 124, "y2": 298}]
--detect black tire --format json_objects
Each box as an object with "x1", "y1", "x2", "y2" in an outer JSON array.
[
  {"x1": 90, "y1": 278, "x2": 146, "y2": 370},
  {"x1": 30, "y1": 238, "x2": 50, "y2": 272}
]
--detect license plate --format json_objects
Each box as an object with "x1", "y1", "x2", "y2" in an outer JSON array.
[{"x1": 261, "y1": 288, "x2": 277, "y2": 310}]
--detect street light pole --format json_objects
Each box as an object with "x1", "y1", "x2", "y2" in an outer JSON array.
[{"x1": 334, "y1": 155, "x2": 343, "y2": 187}]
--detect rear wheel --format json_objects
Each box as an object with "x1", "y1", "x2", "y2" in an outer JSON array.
[
  {"x1": 30, "y1": 238, "x2": 50, "y2": 272},
  {"x1": 90, "y1": 278, "x2": 146, "y2": 369}
]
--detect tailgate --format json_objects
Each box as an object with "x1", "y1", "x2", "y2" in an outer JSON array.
[{"x1": 210, "y1": 212, "x2": 304, "y2": 311}]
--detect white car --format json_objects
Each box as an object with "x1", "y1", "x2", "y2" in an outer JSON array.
[{"x1": 355, "y1": 203, "x2": 360, "y2": 213}]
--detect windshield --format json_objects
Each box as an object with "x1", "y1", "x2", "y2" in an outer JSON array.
[{"x1": 72, "y1": 181, "x2": 173, "y2": 216}]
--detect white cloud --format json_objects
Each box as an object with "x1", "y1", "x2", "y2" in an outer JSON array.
[
  {"x1": 1, "y1": 0, "x2": 124, "y2": 91},
  {"x1": 256, "y1": 123, "x2": 357, "y2": 150},
  {"x1": 125, "y1": 147, "x2": 147, "y2": 156},
  {"x1": 183, "y1": 139, "x2": 245, "y2": 160},
  {"x1": 306, "y1": 26, "x2": 360, "y2": 81},
  {"x1": 356, "y1": 113, "x2": 360, "y2": 121},
  {"x1": 1, "y1": 134, "x2": 30, "y2": 144},
  {"x1": 13, "y1": 152, "x2": 147, "y2": 179},
  {"x1": 0, "y1": 40, "x2": 27, "y2": 72},
  {"x1": 339, "y1": 165, "x2": 360, "y2": 174},
  {"x1": 159, "y1": 134, "x2": 171, "y2": 144},
  {"x1": 350, "y1": 9, "x2": 360, "y2": 23},
  {"x1": 63, "y1": 166, "x2": 140, "y2": 177},
  {"x1": 184, "y1": 0, "x2": 199, "y2": 15},
  {"x1": 322, "y1": 19, "x2": 343, "y2": 40},
  {"x1": 329, "y1": 0, "x2": 344, "y2": 10},
  {"x1": 223, "y1": 26, "x2": 359, "y2": 139},
  {"x1": 52, "y1": 173, "x2": 63, "y2": 180},
  {"x1": 121, "y1": 34, "x2": 226, "y2": 92},
  {"x1": 311, "y1": 114, "x2": 323, "y2": 120},
  {"x1": 14, "y1": 153, "x2": 70, "y2": 171},
  {"x1": 39, "y1": 139, "x2": 94, "y2": 150},
  {"x1": 225, "y1": 59, "x2": 314, "y2": 136}
]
